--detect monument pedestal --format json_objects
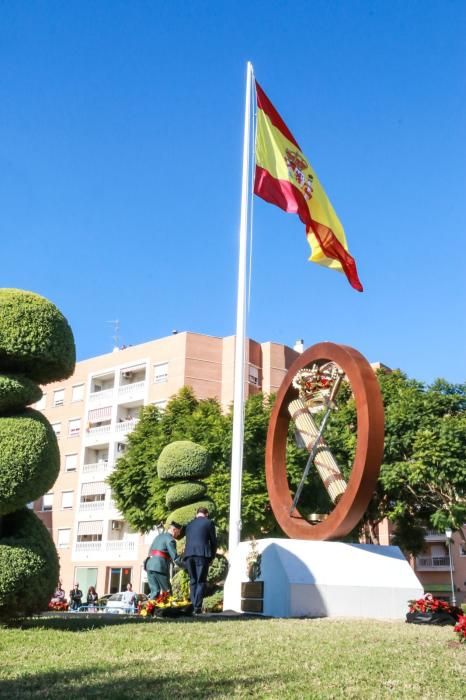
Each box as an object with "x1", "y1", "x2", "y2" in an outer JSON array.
[{"x1": 224, "y1": 538, "x2": 423, "y2": 619}]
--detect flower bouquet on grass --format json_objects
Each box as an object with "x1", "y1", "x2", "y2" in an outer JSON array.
[
  {"x1": 453, "y1": 614, "x2": 466, "y2": 644},
  {"x1": 406, "y1": 594, "x2": 462, "y2": 626},
  {"x1": 138, "y1": 591, "x2": 193, "y2": 618}
]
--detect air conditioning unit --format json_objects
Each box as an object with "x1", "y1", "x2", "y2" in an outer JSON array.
[
  {"x1": 112, "y1": 520, "x2": 122, "y2": 530},
  {"x1": 122, "y1": 371, "x2": 133, "y2": 379}
]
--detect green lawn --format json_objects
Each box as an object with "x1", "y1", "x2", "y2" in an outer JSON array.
[{"x1": 0, "y1": 615, "x2": 464, "y2": 699}]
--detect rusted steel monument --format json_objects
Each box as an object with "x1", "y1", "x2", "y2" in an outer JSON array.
[
  {"x1": 265, "y1": 341, "x2": 384, "y2": 540},
  {"x1": 223, "y1": 341, "x2": 424, "y2": 619}
]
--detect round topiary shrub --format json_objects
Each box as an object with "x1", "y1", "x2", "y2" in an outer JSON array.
[
  {"x1": 0, "y1": 289, "x2": 75, "y2": 383},
  {"x1": 0, "y1": 507, "x2": 59, "y2": 619},
  {"x1": 157, "y1": 440, "x2": 211, "y2": 480},
  {"x1": 0, "y1": 374, "x2": 42, "y2": 413},
  {"x1": 207, "y1": 554, "x2": 229, "y2": 585},
  {"x1": 165, "y1": 481, "x2": 207, "y2": 510},
  {"x1": 0, "y1": 410, "x2": 60, "y2": 516},
  {"x1": 166, "y1": 500, "x2": 215, "y2": 528}
]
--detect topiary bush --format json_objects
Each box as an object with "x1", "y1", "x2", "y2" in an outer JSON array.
[
  {"x1": 0, "y1": 288, "x2": 76, "y2": 619},
  {"x1": 0, "y1": 375, "x2": 42, "y2": 413},
  {"x1": 202, "y1": 589, "x2": 224, "y2": 613},
  {"x1": 207, "y1": 554, "x2": 229, "y2": 585},
  {"x1": 167, "y1": 500, "x2": 215, "y2": 528},
  {"x1": 157, "y1": 440, "x2": 212, "y2": 480},
  {"x1": 0, "y1": 289, "x2": 75, "y2": 383},
  {"x1": 165, "y1": 481, "x2": 207, "y2": 510},
  {"x1": 171, "y1": 569, "x2": 190, "y2": 601},
  {"x1": 0, "y1": 507, "x2": 59, "y2": 619},
  {"x1": 0, "y1": 410, "x2": 60, "y2": 516}
]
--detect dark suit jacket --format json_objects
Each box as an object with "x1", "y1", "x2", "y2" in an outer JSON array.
[{"x1": 184, "y1": 516, "x2": 217, "y2": 560}]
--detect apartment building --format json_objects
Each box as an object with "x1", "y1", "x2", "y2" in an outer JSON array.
[{"x1": 33, "y1": 331, "x2": 298, "y2": 598}]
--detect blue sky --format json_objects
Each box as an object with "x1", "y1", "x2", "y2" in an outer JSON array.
[{"x1": 1, "y1": 1, "x2": 465, "y2": 383}]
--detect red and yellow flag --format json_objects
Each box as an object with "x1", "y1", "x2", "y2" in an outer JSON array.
[{"x1": 254, "y1": 82, "x2": 363, "y2": 292}]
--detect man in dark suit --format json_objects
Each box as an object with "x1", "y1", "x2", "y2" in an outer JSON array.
[{"x1": 184, "y1": 507, "x2": 217, "y2": 615}]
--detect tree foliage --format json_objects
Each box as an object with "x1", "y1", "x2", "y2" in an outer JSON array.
[{"x1": 324, "y1": 371, "x2": 466, "y2": 553}]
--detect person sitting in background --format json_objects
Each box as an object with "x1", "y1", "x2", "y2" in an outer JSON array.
[
  {"x1": 69, "y1": 582, "x2": 83, "y2": 611},
  {"x1": 87, "y1": 586, "x2": 98, "y2": 611},
  {"x1": 51, "y1": 581, "x2": 66, "y2": 604}
]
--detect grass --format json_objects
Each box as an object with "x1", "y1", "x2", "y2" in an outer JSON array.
[{"x1": 0, "y1": 615, "x2": 464, "y2": 699}]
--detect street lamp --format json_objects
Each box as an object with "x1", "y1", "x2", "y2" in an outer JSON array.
[{"x1": 445, "y1": 527, "x2": 457, "y2": 606}]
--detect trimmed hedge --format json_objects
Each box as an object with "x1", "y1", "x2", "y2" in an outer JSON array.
[
  {"x1": 0, "y1": 507, "x2": 59, "y2": 618},
  {"x1": 165, "y1": 481, "x2": 207, "y2": 510},
  {"x1": 207, "y1": 554, "x2": 229, "y2": 585},
  {"x1": 0, "y1": 289, "x2": 75, "y2": 383},
  {"x1": 0, "y1": 410, "x2": 60, "y2": 516},
  {"x1": 157, "y1": 441, "x2": 211, "y2": 480},
  {"x1": 167, "y1": 500, "x2": 215, "y2": 528},
  {"x1": 0, "y1": 374, "x2": 42, "y2": 413}
]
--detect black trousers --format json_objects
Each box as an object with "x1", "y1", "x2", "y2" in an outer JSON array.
[{"x1": 185, "y1": 556, "x2": 210, "y2": 611}]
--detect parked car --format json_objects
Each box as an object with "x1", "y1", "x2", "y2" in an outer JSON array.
[
  {"x1": 104, "y1": 593, "x2": 148, "y2": 614},
  {"x1": 96, "y1": 594, "x2": 114, "y2": 608}
]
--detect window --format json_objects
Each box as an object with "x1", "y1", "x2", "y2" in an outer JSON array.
[
  {"x1": 153, "y1": 362, "x2": 168, "y2": 384},
  {"x1": 57, "y1": 529, "x2": 71, "y2": 548},
  {"x1": 72, "y1": 384, "x2": 85, "y2": 402},
  {"x1": 61, "y1": 491, "x2": 74, "y2": 509},
  {"x1": 53, "y1": 389, "x2": 65, "y2": 407},
  {"x1": 248, "y1": 365, "x2": 260, "y2": 386},
  {"x1": 68, "y1": 418, "x2": 81, "y2": 437},
  {"x1": 65, "y1": 453, "x2": 78, "y2": 472},
  {"x1": 51, "y1": 422, "x2": 62, "y2": 438},
  {"x1": 42, "y1": 493, "x2": 53, "y2": 511},
  {"x1": 74, "y1": 567, "x2": 98, "y2": 593},
  {"x1": 460, "y1": 544, "x2": 466, "y2": 557},
  {"x1": 35, "y1": 394, "x2": 46, "y2": 410},
  {"x1": 80, "y1": 482, "x2": 106, "y2": 504},
  {"x1": 77, "y1": 521, "x2": 103, "y2": 542},
  {"x1": 107, "y1": 567, "x2": 132, "y2": 594}
]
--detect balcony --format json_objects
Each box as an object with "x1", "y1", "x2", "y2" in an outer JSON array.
[
  {"x1": 424, "y1": 530, "x2": 448, "y2": 541},
  {"x1": 78, "y1": 500, "x2": 106, "y2": 512},
  {"x1": 118, "y1": 380, "x2": 146, "y2": 402},
  {"x1": 75, "y1": 541, "x2": 103, "y2": 553},
  {"x1": 105, "y1": 540, "x2": 136, "y2": 553},
  {"x1": 415, "y1": 556, "x2": 453, "y2": 571},
  {"x1": 82, "y1": 461, "x2": 111, "y2": 474},
  {"x1": 115, "y1": 419, "x2": 138, "y2": 435},
  {"x1": 88, "y1": 388, "x2": 114, "y2": 405}
]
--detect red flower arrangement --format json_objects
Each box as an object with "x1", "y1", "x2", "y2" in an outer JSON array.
[
  {"x1": 453, "y1": 615, "x2": 466, "y2": 644},
  {"x1": 138, "y1": 591, "x2": 192, "y2": 617},
  {"x1": 48, "y1": 601, "x2": 69, "y2": 612},
  {"x1": 408, "y1": 594, "x2": 453, "y2": 615}
]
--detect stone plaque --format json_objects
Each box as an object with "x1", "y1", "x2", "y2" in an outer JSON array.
[{"x1": 241, "y1": 581, "x2": 264, "y2": 599}]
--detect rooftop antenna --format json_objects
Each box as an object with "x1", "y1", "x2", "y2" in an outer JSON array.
[{"x1": 106, "y1": 319, "x2": 120, "y2": 351}]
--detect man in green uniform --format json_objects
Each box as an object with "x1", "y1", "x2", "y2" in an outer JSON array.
[{"x1": 146, "y1": 522, "x2": 182, "y2": 599}]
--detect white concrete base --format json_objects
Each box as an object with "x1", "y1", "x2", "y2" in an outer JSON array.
[{"x1": 223, "y1": 538, "x2": 423, "y2": 619}]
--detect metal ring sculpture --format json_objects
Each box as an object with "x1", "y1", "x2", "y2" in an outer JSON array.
[{"x1": 265, "y1": 342, "x2": 384, "y2": 540}]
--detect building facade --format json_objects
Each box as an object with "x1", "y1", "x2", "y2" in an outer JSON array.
[{"x1": 33, "y1": 331, "x2": 298, "y2": 598}]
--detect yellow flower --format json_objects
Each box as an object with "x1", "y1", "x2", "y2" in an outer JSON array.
[{"x1": 140, "y1": 610, "x2": 148, "y2": 617}]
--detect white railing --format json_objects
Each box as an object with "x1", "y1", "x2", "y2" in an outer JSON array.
[
  {"x1": 115, "y1": 419, "x2": 138, "y2": 433},
  {"x1": 82, "y1": 461, "x2": 110, "y2": 474},
  {"x1": 425, "y1": 530, "x2": 446, "y2": 538},
  {"x1": 105, "y1": 540, "x2": 136, "y2": 552},
  {"x1": 78, "y1": 500, "x2": 106, "y2": 511},
  {"x1": 416, "y1": 556, "x2": 451, "y2": 568},
  {"x1": 88, "y1": 388, "x2": 114, "y2": 404},
  {"x1": 118, "y1": 381, "x2": 146, "y2": 397},
  {"x1": 86, "y1": 424, "x2": 111, "y2": 436},
  {"x1": 75, "y1": 541, "x2": 103, "y2": 552}
]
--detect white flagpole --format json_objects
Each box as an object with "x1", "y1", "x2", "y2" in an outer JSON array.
[{"x1": 228, "y1": 61, "x2": 254, "y2": 555}]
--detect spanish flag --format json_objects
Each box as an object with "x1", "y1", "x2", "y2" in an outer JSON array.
[{"x1": 254, "y1": 82, "x2": 363, "y2": 292}]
